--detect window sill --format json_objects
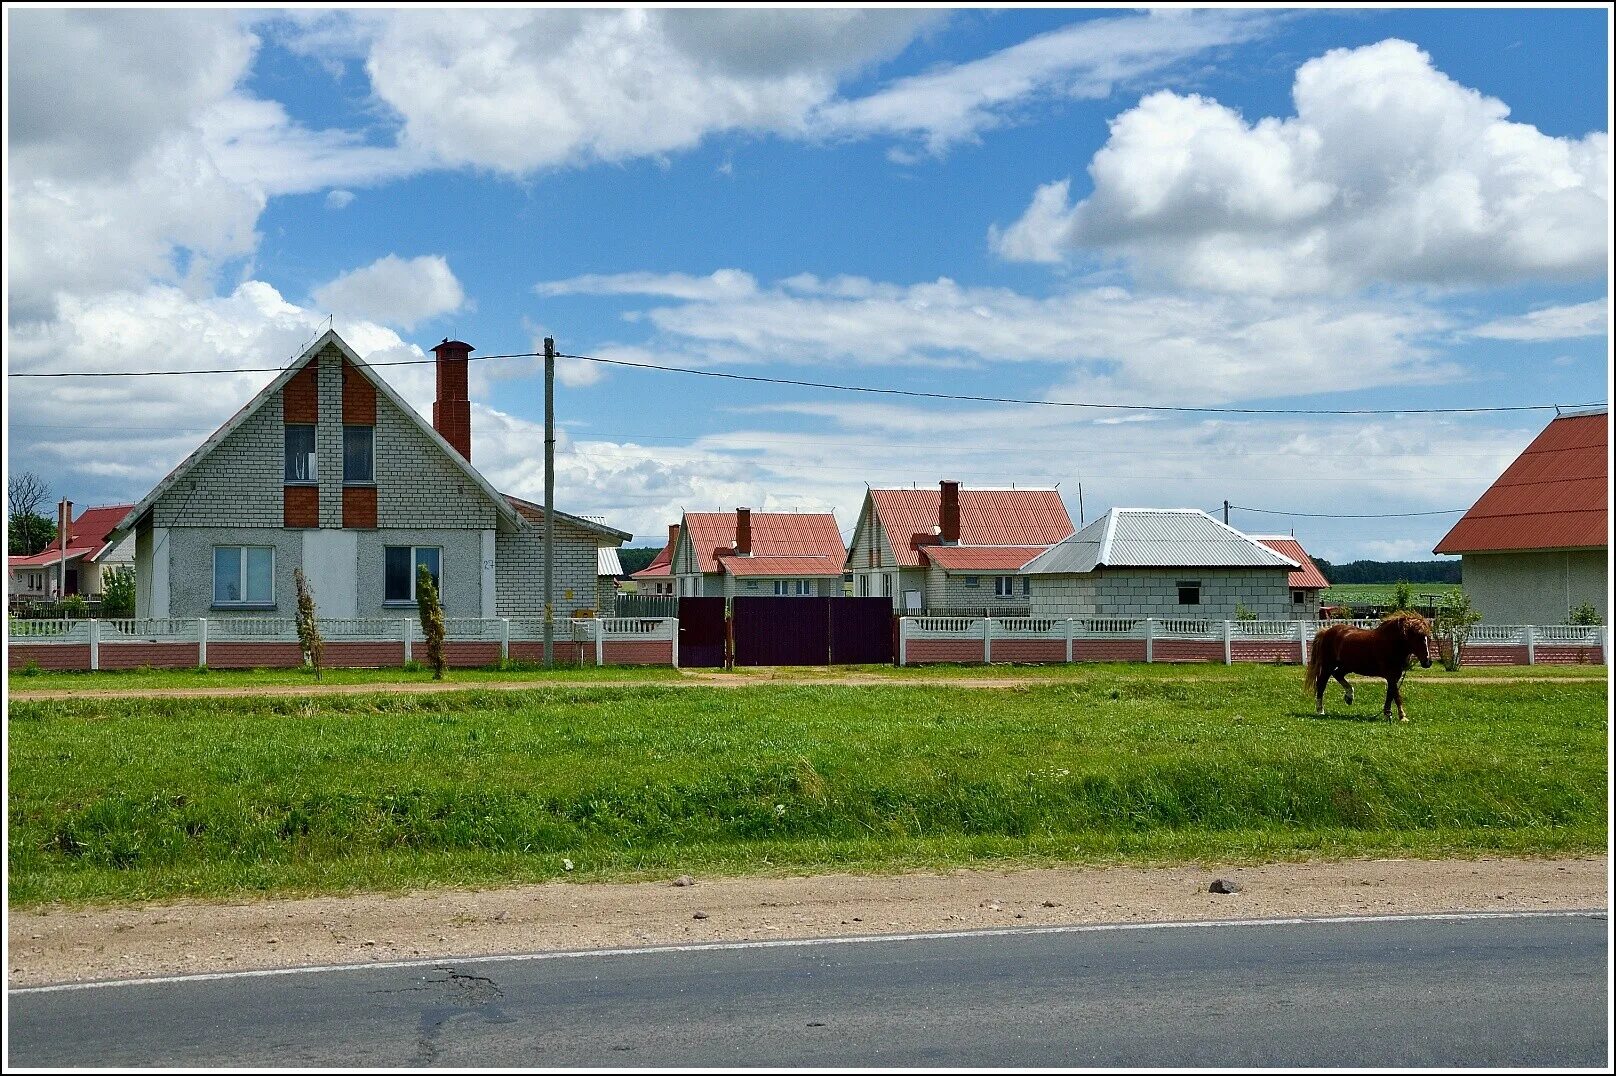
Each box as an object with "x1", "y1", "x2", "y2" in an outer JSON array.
[
  {"x1": 283, "y1": 480, "x2": 319, "y2": 487},
  {"x1": 211, "y1": 604, "x2": 277, "y2": 611},
  {"x1": 342, "y1": 481, "x2": 376, "y2": 487},
  {"x1": 383, "y1": 600, "x2": 418, "y2": 608}
]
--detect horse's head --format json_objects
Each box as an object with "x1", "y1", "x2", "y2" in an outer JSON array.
[{"x1": 1393, "y1": 613, "x2": 1433, "y2": 668}]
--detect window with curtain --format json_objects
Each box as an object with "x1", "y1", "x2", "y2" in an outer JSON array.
[
  {"x1": 385, "y1": 546, "x2": 442, "y2": 603},
  {"x1": 284, "y1": 425, "x2": 316, "y2": 482},
  {"x1": 213, "y1": 546, "x2": 274, "y2": 606},
  {"x1": 343, "y1": 426, "x2": 374, "y2": 483}
]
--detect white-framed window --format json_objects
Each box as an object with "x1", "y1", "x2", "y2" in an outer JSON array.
[
  {"x1": 773, "y1": 580, "x2": 789, "y2": 596},
  {"x1": 994, "y1": 576, "x2": 1017, "y2": 597},
  {"x1": 385, "y1": 546, "x2": 441, "y2": 604},
  {"x1": 213, "y1": 546, "x2": 275, "y2": 606},
  {"x1": 343, "y1": 425, "x2": 374, "y2": 483},
  {"x1": 1177, "y1": 580, "x2": 1202, "y2": 606},
  {"x1": 284, "y1": 424, "x2": 316, "y2": 482},
  {"x1": 798, "y1": 579, "x2": 814, "y2": 595},
  {"x1": 857, "y1": 574, "x2": 868, "y2": 596}
]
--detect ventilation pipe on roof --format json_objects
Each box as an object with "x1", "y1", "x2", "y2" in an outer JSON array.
[
  {"x1": 939, "y1": 480, "x2": 961, "y2": 544},
  {"x1": 431, "y1": 339, "x2": 474, "y2": 461},
  {"x1": 736, "y1": 507, "x2": 752, "y2": 556}
]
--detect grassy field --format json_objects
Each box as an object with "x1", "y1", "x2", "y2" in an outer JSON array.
[
  {"x1": 8, "y1": 667, "x2": 1605, "y2": 906},
  {"x1": 1321, "y1": 582, "x2": 1464, "y2": 606},
  {"x1": 5, "y1": 662, "x2": 683, "y2": 692}
]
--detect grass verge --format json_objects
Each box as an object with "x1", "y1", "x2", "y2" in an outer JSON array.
[{"x1": 8, "y1": 669, "x2": 1606, "y2": 906}]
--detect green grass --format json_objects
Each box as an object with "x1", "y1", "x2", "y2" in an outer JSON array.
[
  {"x1": 1322, "y1": 582, "x2": 1464, "y2": 606},
  {"x1": 6, "y1": 662, "x2": 683, "y2": 692},
  {"x1": 8, "y1": 669, "x2": 1606, "y2": 906}
]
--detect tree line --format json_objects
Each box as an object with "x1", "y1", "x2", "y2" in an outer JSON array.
[{"x1": 1312, "y1": 558, "x2": 1462, "y2": 585}]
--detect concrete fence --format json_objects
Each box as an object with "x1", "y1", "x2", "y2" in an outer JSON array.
[
  {"x1": 896, "y1": 617, "x2": 1608, "y2": 667},
  {"x1": 7, "y1": 617, "x2": 678, "y2": 672}
]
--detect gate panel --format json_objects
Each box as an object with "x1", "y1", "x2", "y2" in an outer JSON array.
[
  {"x1": 677, "y1": 597, "x2": 727, "y2": 668},
  {"x1": 733, "y1": 596, "x2": 831, "y2": 667},
  {"x1": 830, "y1": 598, "x2": 895, "y2": 665}
]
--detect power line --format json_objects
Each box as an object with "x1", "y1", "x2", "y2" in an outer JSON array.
[
  {"x1": 8, "y1": 347, "x2": 1602, "y2": 418},
  {"x1": 1226, "y1": 504, "x2": 1469, "y2": 519}
]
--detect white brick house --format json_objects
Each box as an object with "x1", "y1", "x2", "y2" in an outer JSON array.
[
  {"x1": 107, "y1": 330, "x2": 628, "y2": 620},
  {"x1": 1019, "y1": 508, "x2": 1300, "y2": 619}
]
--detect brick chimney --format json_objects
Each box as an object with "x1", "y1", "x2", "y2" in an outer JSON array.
[
  {"x1": 735, "y1": 507, "x2": 752, "y2": 556},
  {"x1": 939, "y1": 480, "x2": 960, "y2": 544},
  {"x1": 431, "y1": 339, "x2": 473, "y2": 461},
  {"x1": 667, "y1": 523, "x2": 680, "y2": 553}
]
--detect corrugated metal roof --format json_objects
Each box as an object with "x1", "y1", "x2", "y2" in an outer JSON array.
[
  {"x1": 921, "y1": 545, "x2": 1048, "y2": 571},
  {"x1": 723, "y1": 555, "x2": 845, "y2": 577},
  {"x1": 10, "y1": 503, "x2": 135, "y2": 567},
  {"x1": 682, "y1": 512, "x2": 846, "y2": 575},
  {"x1": 596, "y1": 546, "x2": 623, "y2": 577},
  {"x1": 866, "y1": 488, "x2": 1073, "y2": 567},
  {"x1": 1021, "y1": 509, "x2": 1298, "y2": 574},
  {"x1": 1251, "y1": 536, "x2": 1331, "y2": 589},
  {"x1": 1434, "y1": 411, "x2": 1608, "y2": 554}
]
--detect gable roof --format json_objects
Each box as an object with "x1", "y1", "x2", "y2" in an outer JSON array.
[
  {"x1": 921, "y1": 545, "x2": 1049, "y2": 572},
  {"x1": 9, "y1": 503, "x2": 135, "y2": 567},
  {"x1": 1250, "y1": 535, "x2": 1331, "y2": 590},
  {"x1": 504, "y1": 496, "x2": 632, "y2": 543},
  {"x1": 1434, "y1": 410, "x2": 1607, "y2": 554},
  {"x1": 631, "y1": 526, "x2": 678, "y2": 580},
  {"x1": 108, "y1": 330, "x2": 522, "y2": 543},
  {"x1": 679, "y1": 512, "x2": 846, "y2": 575},
  {"x1": 860, "y1": 487, "x2": 1074, "y2": 567},
  {"x1": 1021, "y1": 509, "x2": 1300, "y2": 575}
]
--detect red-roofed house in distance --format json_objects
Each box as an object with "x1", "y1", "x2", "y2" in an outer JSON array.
[
  {"x1": 630, "y1": 524, "x2": 679, "y2": 597},
  {"x1": 8, "y1": 501, "x2": 136, "y2": 603},
  {"x1": 1434, "y1": 408, "x2": 1607, "y2": 624},
  {"x1": 844, "y1": 481, "x2": 1075, "y2": 613},
  {"x1": 1251, "y1": 535, "x2": 1331, "y2": 619},
  {"x1": 671, "y1": 509, "x2": 847, "y2": 600}
]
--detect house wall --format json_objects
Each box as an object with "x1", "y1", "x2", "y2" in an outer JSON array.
[
  {"x1": 164, "y1": 526, "x2": 305, "y2": 618},
  {"x1": 1029, "y1": 567, "x2": 1294, "y2": 619},
  {"x1": 724, "y1": 575, "x2": 837, "y2": 598},
  {"x1": 494, "y1": 518, "x2": 603, "y2": 618},
  {"x1": 152, "y1": 383, "x2": 285, "y2": 529},
  {"x1": 922, "y1": 565, "x2": 1031, "y2": 610},
  {"x1": 1461, "y1": 549, "x2": 1607, "y2": 624}
]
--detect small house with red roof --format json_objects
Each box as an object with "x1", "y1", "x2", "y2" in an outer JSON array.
[
  {"x1": 670, "y1": 509, "x2": 847, "y2": 600},
  {"x1": 844, "y1": 481, "x2": 1075, "y2": 613},
  {"x1": 1250, "y1": 535, "x2": 1331, "y2": 619},
  {"x1": 8, "y1": 501, "x2": 135, "y2": 602},
  {"x1": 1433, "y1": 408, "x2": 1607, "y2": 624},
  {"x1": 630, "y1": 524, "x2": 680, "y2": 596}
]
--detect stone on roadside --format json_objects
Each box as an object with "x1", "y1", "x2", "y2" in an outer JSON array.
[
  {"x1": 1209, "y1": 878, "x2": 1242, "y2": 894},
  {"x1": 672, "y1": 875, "x2": 695, "y2": 887}
]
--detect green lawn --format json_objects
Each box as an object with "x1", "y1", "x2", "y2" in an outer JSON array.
[
  {"x1": 9, "y1": 667, "x2": 1605, "y2": 906},
  {"x1": 6, "y1": 662, "x2": 683, "y2": 692},
  {"x1": 1322, "y1": 582, "x2": 1464, "y2": 606}
]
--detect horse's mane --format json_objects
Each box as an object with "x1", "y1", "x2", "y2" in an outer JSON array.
[{"x1": 1380, "y1": 610, "x2": 1431, "y2": 631}]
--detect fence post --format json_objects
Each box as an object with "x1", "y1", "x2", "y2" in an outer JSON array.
[
  {"x1": 595, "y1": 618, "x2": 605, "y2": 668},
  {"x1": 1223, "y1": 619, "x2": 1232, "y2": 666},
  {"x1": 1064, "y1": 618, "x2": 1074, "y2": 664},
  {"x1": 89, "y1": 619, "x2": 100, "y2": 671},
  {"x1": 898, "y1": 617, "x2": 908, "y2": 667},
  {"x1": 197, "y1": 617, "x2": 208, "y2": 667},
  {"x1": 671, "y1": 617, "x2": 680, "y2": 669},
  {"x1": 1145, "y1": 618, "x2": 1154, "y2": 664},
  {"x1": 982, "y1": 617, "x2": 992, "y2": 664},
  {"x1": 1297, "y1": 620, "x2": 1308, "y2": 666},
  {"x1": 1524, "y1": 624, "x2": 1535, "y2": 666},
  {"x1": 402, "y1": 618, "x2": 412, "y2": 664},
  {"x1": 500, "y1": 618, "x2": 510, "y2": 663}
]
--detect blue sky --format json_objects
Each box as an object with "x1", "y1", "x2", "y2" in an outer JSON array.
[{"x1": 7, "y1": 6, "x2": 1610, "y2": 561}]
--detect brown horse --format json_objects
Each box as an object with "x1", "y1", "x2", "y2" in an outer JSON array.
[{"x1": 1305, "y1": 613, "x2": 1434, "y2": 721}]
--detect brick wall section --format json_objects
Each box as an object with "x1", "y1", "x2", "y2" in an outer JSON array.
[
  {"x1": 8, "y1": 644, "x2": 92, "y2": 670},
  {"x1": 324, "y1": 641, "x2": 406, "y2": 667},
  {"x1": 198, "y1": 642, "x2": 307, "y2": 669},
  {"x1": 373, "y1": 386, "x2": 497, "y2": 529},
  {"x1": 343, "y1": 486, "x2": 377, "y2": 529},
  {"x1": 497, "y1": 518, "x2": 612, "y2": 617},
  {"x1": 1030, "y1": 567, "x2": 1292, "y2": 619},
  {"x1": 98, "y1": 643, "x2": 202, "y2": 669},
  {"x1": 928, "y1": 564, "x2": 1028, "y2": 610},
  {"x1": 316, "y1": 350, "x2": 346, "y2": 527},
  {"x1": 284, "y1": 486, "x2": 319, "y2": 528},
  {"x1": 153, "y1": 388, "x2": 284, "y2": 528},
  {"x1": 282, "y1": 364, "x2": 318, "y2": 423},
  {"x1": 342, "y1": 359, "x2": 376, "y2": 424}
]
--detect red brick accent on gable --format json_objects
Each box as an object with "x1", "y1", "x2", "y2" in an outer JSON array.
[
  {"x1": 284, "y1": 485, "x2": 320, "y2": 528},
  {"x1": 341, "y1": 360, "x2": 376, "y2": 425},
  {"x1": 343, "y1": 485, "x2": 377, "y2": 529},
  {"x1": 283, "y1": 364, "x2": 319, "y2": 423}
]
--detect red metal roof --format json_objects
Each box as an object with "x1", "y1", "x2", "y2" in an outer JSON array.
[
  {"x1": 868, "y1": 488, "x2": 1074, "y2": 567},
  {"x1": 681, "y1": 512, "x2": 846, "y2": 575},
  {"x1": 1251, "y1": 536, "x2": 1331, "y2": 590},
  {"x1": 921, "y1": 545, "x2": 1048, "y2": 571},
  {"x1": 9, "y1": 504, "x2": 135, "y2": 567},
  {"x1": 722, "y1": 555, "x2": 845, "y2": 578},
  {"x1": 1434, "y1": 411, "x2": 1608, "y2": 554},
  {"x1": 631, "y1": 526, "x2": 677, "y2": 579}
]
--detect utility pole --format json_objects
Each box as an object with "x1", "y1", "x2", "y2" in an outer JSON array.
[
  {"x1": 543, "y1": 337, "x2": 556, "y2": 669},
  {"x1": 1223, "y1": 500, "x2": 1230, "y2": 526},
  {"x1": 1077, "y1": 483, "x2": 1085, "y2": 527}
]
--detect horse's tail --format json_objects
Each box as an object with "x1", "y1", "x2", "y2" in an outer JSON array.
[{"x1": 1304, "y1": 627, "x2": 1331, "y2": 695}]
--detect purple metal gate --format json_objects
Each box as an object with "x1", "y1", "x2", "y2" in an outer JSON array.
[
  {"x1": 677, "y1": 597, "x2": 727, "y2": 668},
  {"x1": 732, "y1": 596, "x2": 831, "y2": 667},
  {"x1": 830, "y1": 598, "x2": 895, "y2": 665}
]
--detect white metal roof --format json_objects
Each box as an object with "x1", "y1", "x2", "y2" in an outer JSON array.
[
  {"x1": 596, "y1": 545, "x2": 623, "y2": 577},
  {"x1": 1020, "y1": 508, "x2": 1300, "y2": 575}
]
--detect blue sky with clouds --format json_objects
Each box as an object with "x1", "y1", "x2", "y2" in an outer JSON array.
[{"x1": 7, "y1": 7, "x2": 1609, "y2": 560}]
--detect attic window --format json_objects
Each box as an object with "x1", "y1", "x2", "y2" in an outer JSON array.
[
  {"x1": 284, "y1": 425, "x2": 316, "y2": 483},
  {"x1": 1177, "y1": 580, "x2": 1201, "y2": 606}
]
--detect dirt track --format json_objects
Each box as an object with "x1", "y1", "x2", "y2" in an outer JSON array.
[{"x1": 8, "y1": 856, "x2": 1604, "y2": 987}]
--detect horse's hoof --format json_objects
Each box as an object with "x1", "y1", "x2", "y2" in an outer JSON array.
[{"x1": 1399, "y1": 716, "x2": 1409, "y2": 723}]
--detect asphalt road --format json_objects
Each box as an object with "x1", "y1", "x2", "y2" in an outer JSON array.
[{"x1": 8, "y1": 912, "x2": 1607, "y2": 1068}]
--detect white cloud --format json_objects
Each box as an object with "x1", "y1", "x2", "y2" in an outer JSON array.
[
  {"x1": 536, "y1": 269, "x2": 758, "y2": 302},
  {"x1": 813, "y1": 9, "x2": 1269, "y2": 156},
  {"x1": 326, "y1": 189, "x2": 355, "y2": 209},
  {"x1": 1468, "y1": 299, "x2": 1607, "y2": 341},
  {"x1": 996, "y1": 39, "x2": 1611, "y2": 293},
  {"x1": 311, "y1": 255, "x2": 465, "y2": 331}
]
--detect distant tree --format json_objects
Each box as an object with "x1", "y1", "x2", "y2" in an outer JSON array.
[
  {"x1": 1568, "y1": 601, "x2": 1602, "y2": 626},
  {"x1": 1387, "y1": 581, "x2": 1415, "y2": 613},
  {"x1": 293, "y1": 568, "x2": 325, "y2": 681},
  {"x1": 417, "y1": 563, "x2": 446, "y2": 680},
  {"x1": 1312, "y1": 558, "x2": 1462, "y2": 585},
  {"x1": 101, "y1": 566, "x2": 136, "y2": 619},
  {"x1": 7, "y1": 471, "x2": 56, "y2": 556},
  {"x1": 617, "y1": 547, "x2": 660, "y2": 576},
  {"x1": 1433, "y1": 590, "x2": 1483, "y2": 670}
]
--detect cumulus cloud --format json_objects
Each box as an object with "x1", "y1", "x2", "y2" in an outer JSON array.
[
  {"x1": 995, "y1": 39, "x2": 1611, "y2": 293},
  {"x1": 1468, "y1": 299, "x2": 1607, "y2": 341},
  {"x1": 311, "y1": 255, "x2": 465, "y2": 331},
  {"x1": 326, "y1": 189, "x2": 355, "y2": 209},
  {"x1": 536, "y1": 269, "x2": 758, "y2": 302}
]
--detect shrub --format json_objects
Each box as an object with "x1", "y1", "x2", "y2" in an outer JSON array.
[
  {"x1": 61, "y1": 594, "x2": 89, "y2": 620},
  {"x1": 1388, "y1": 581, "x2": 1415, "y2": 613},
  {"x1": 1433, "y1": 591, "x2": 1482, "y2": 671},
  {"x1": 416, "y1": 564, "x2": 446, "y2": 680},
  {"x1": 1568, "y1": 601, "x2": 1602, "y2": 626},
  {"x1": 100, "y1": 565, "x2": 136, "y2": 618},
  {"x1": 293, "y1": 568, "x2": 325, "y2": 682},
  {"x1": 1233, "y1": 602, "x2": 1257, "y2": 623}
]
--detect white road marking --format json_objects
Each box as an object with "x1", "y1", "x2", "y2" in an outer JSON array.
[{"x1": 10, "y1": 908, "x2": 1604, "y2": 996}]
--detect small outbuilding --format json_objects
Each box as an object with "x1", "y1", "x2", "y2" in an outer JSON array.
[{"x1": 1250, "y1": 535, "x2": 1331, "y2": 619}]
